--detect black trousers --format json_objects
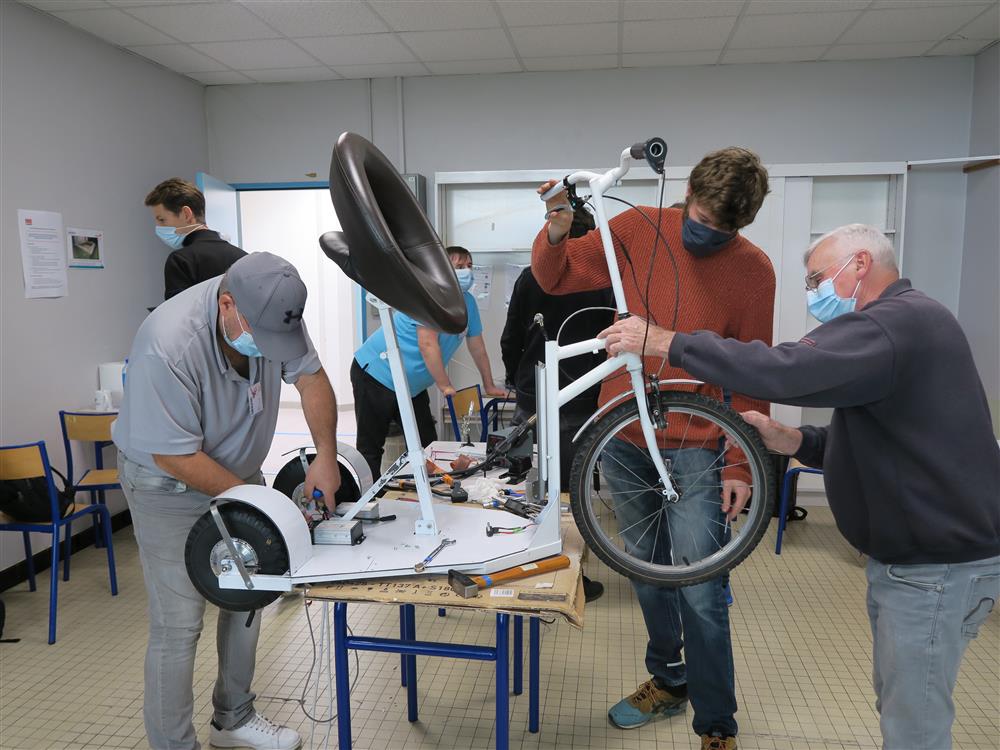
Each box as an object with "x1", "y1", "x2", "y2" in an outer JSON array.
[
  {"x1": 350, "y1": 359, "x2": 437, "y2": 480},
  {"x1": 512, "y1": 403, "x2": 591, "y2": 492}
]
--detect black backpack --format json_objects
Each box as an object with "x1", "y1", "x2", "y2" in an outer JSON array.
[{"x1": 0, "y1": 467, "x2": 74, "y2": 523}]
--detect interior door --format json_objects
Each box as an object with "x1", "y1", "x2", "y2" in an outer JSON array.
[{"x1": 196, "y1": 172, "x2": 241, "y2": 247}]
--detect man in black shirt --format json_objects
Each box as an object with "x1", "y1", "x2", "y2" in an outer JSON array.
[{"x1": 145, "y1": 178, "x2": 246, "y2": 300}]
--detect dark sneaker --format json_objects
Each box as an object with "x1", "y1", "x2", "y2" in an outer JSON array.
[
  {"x1": 608, "y1": 678, "x2": 687, "y2": 729},
  {"x1": 583, "y1": 575, "x2": 604, "y2": 603},
  {"x1": 701, "y1": 734, "x2": 737, "y2": 750}
]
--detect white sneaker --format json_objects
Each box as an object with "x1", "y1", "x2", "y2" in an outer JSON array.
[{"x1": 209, "y1": 712, "x2": 301, "y2": 750}]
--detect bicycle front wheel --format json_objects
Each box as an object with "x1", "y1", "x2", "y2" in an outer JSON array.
[{"x1": 568, "y1": 390, "x2": 773, "y2": 587}]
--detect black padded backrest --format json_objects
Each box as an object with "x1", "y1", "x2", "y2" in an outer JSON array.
[{"x1": 321, "y1": 132, "x2": 467, "y2": 334}]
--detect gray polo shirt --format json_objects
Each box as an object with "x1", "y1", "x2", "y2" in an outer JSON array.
[{"x1": 112, "y1": 276, "x2": 321, "y2": 479}]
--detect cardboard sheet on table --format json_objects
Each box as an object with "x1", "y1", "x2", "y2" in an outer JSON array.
[{"x1": 307, "y1": 516, "x2": 586, "y2": 628}]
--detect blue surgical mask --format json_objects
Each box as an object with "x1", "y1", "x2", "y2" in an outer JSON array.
[
  {"x1": 456, "y1": 267, "x2": 474, "y2": 293},
  {"x1": 682, "y1": 217, "x2": 735, "y2": 258},
  {"x1": 155, "y1": 223, "x2": 201, "y2": 250},
  {"x1": 223, "y1": 307, "x2": 262, "y2": 358},
  {"x1": 806, "y1": 255, "x2": 861, "y2": 323}
]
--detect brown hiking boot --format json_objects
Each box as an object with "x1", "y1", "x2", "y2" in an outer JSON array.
[{"x1": 701, "y1": 735, "x2": 737, "y2": 750}]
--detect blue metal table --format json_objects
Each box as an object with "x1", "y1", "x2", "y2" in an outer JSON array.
[{"x1": 330, "y1": 602, "x2": 543, "y2": 750}]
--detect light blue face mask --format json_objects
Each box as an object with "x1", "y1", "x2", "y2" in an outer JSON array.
[
  {"x1": 456, "y1": 267, "x2": 474, "y2": 293},
  {"x1": 806, "y1": 254, "x2": 861, "y2": 323},
  {"x1": 155, "y1": 223, "x2": 201, "y2": 250},
  {"x1": 223, "y1": 307, "x2": 262, "y2": 358}
]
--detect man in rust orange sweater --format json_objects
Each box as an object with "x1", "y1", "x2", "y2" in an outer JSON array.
[{"x1": 532, "y1": 147, "x2": 774, "y2": 750}]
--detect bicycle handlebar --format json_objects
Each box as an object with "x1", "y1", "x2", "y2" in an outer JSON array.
[{"x1": 539, "y1": 138, "x2": 667, "y2": 203}]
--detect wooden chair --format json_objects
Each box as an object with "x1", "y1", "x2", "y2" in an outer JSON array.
[
  {"x1": 59, "y1": 411, "x2": 119, "y2": 548},
  {"x1": 445, "y1": 386, "x2": 515, "y2": 442},
  {"x1": 0, "y1": 441, "x2": 117, "y2": 643}
]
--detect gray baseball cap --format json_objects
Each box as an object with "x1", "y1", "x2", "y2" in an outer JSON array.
[{"x1": 225, "y1": 251, "x2": 308, "y2": 362}]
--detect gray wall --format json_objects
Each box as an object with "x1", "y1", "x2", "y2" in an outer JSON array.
[
  {"x1": 0, "y1": 2, "x2": 208, "y2": 569},
  {"x1": 959, "y1": 43, "x2": 1000, "y2": 434},
  {"x1": 207, "y1": 56, "x2": 976, "y2": 313}
]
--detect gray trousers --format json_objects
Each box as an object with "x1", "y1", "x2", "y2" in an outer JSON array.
[
  {"x1": 867, "y1": 554, "x2": 1000, "y2": 749},
  {"x1": 120, "y1": 456, "x2": 261, "y2": 750}
]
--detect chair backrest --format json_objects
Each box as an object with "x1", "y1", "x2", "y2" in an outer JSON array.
[
  {"x1": 0, "y1": 441, "x2": 61, "y2": 522},
  {"x1": 446, "y1": 385, "x2": 484, "y2": 441},
  {"x1": 59, "y1": 411, "x2": 116, "y2": 482}
]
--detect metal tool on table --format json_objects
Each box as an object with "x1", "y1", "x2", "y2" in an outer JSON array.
[
  {"x1": 414, "y1": 538, "x2": 456, "y2": 572},
  {"x1": 447, "y1": 554, "x2": 571, "y2": 598}
]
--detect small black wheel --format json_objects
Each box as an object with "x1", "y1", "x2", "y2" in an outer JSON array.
[
  {"x1": 569, "y1": 390, "x2": 774, "y2": 588},
  {"x1": 185, "y1": 503, "x2": 289, "y2": 611}
]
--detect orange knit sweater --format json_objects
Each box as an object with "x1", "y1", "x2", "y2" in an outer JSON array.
[{"x1": 531, "y1": 206, "x2": 775, "y2": 483}]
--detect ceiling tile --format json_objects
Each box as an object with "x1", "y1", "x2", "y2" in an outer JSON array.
[
  {"x1": 369, "y1": 0, "x2": 500, "y2": 31},
  {"x1": 729, "y1": 11, "x2": 859, "y2": 48},
  {"x1": 623, "y1": 17, "x2": 736, "y2": 53},
  {"x1": 497, "y1": 0, "x2": 618, "y2": 27},
  {"x1": 22, "y1": 1, "x2": 109, "y2": 10},
  {"x1": 245, "y1": 66, "x2": 341, "y2": 83},
  {"x1": 333, "y1": 61, "x2": 430, "y2": 78},
  {"x1": 511, "y1": 23, "x2": 618, "y2": 58},
  {"x1": 747, "y1": 0, "x2": 870, "y2": 13},
  {"x1": 424, "y1": 59, "x2": 522, "y2": 75},
  {"x1": 871, "y1": 0, "x2": 990, "y2": 8},
  {"x1": 125, "y1": 2, "x2": 278, "y2": 43},
  {"x1": 841, "y1": 5, "x2": 987, "y2": 44},
  {"x1": 624, "y1": 0, "x2": 743, "y2": 21},
  {"x1": 622, "y1": 50, "x2": 721, "y2": 67},
  {"x1": 127, "y1": 43, "x2": 227, "y2": 72},
  {"x1": 237, "y1": 0, "x2": 387, "y2": 37},
  {"x1": 399, "y1": 28, "x2": 514, "y2": 60},
  {"x1": 522, "y1": 54, "x2": 619, "y2": 71},
  {"x1": 297, "y1": 34, "x2": 416, "y2": 66},
  {"x1": 825, "y1": 41, "x2": 934, "y2": 59},
  {"x1": 107, "y1": 0, "x2": 213, "y2": 5},
  {"x1": 187, "y1": 70, "x2": 254, "y2": 85},
  {"x1": 191, "y1": 39, "x2": 319, "y2": 69},
  {"x1": 723, "y1": 45, "x2": 827, "y2": 63},
  {"x1": 927, "y1": 37, "x2": 995, "y2": 54},
  {"x1": 51, "y1": 8, "x2": 175, "y2": 45},
  {"x1": 956, "y1": 4, "x2": 999, "y2": 40}
]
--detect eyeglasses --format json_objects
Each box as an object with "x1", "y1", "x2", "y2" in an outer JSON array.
[{"x1": 804, "y1": 253, "x2": 855, "y2": 291}]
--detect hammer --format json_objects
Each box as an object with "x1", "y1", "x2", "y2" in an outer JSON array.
[{"x1": 447, "y1": 555, "x2": 571, "y2": 598}]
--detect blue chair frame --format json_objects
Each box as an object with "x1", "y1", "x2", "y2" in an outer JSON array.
[
  {"x1": 0, "y1": 440, "x2": 118, "y2": 643},
  {"x1": 59, "y1": 410, "x2": 120, "y2": 548},
  {"x1": 445, "y1": 387, "x2": 515, "y2": 442},
  {"x1": 776, "y1": 462, "x2": 822, "y2": 554}
]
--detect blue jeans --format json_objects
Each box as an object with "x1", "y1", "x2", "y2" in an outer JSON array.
[
  {"x1": 602, "y1": 438, "x2": 737, "y2": 737},
  {"x1": 866, "y1": 555, "x2": 999, "y2": 749}
]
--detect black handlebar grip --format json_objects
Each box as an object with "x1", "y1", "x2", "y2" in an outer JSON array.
[{"x1": 630, "y1": 142, "x2": 646, "y2": 159}]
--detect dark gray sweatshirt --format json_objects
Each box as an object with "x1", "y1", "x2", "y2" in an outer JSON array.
[{"x1": 669, "y1": 279, "x2": 1000, "y2": 565}]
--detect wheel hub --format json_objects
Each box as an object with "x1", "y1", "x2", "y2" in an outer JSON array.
[{"x1": 209, "y1": 538, "x2": 260, "y2": 577}]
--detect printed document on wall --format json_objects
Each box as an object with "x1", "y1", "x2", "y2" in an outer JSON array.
[{"x1": 18, "y1": 209, "x2": 68, "y2": 298}]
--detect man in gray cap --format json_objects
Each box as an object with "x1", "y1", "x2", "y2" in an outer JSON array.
[{"x1": 113, "y1": 251, "x2": 339, "y2": 750}]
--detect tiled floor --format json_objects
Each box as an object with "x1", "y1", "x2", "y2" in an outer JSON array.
[{"x1": 1, "y1": 410, "x2": 997, "y2": 749}]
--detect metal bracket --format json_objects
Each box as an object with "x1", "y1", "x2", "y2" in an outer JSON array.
[{"x1": 209, "y1": 502, "x2": 254, "y2": 590}]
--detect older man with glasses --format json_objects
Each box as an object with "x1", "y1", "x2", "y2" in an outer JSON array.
[{"x1": 597, "y1": 223, "x2": 1000, "y2": 750}]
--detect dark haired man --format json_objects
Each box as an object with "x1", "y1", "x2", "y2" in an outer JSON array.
[
  {"x1": 145, "y1": 178, "x2": 246, "y2": 300},
  {"x1": 533, "y1": 146, "x2": 774, "y2": 750}
]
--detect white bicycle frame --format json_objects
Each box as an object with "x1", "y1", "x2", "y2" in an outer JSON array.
[{"x1": 538, "y1": 148, "x2": 683, "y2": 502}]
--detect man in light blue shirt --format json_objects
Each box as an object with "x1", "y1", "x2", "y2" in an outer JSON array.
[{"x1": 350, "y1": 246, "x2": 506, "y2": 478}]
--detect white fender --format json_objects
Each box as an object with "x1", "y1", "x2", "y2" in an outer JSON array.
[{"x1": 214, "y1": 484, "x2": 313, "y2": 575}]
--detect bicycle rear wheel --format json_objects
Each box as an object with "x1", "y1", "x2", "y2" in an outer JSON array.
[{"x1": 568, "y1": 390, "x2": 773, "y2": 587}]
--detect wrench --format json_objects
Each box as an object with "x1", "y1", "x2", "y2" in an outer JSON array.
[{"x1": 414, "y1": 538, "x2": 456, "y2": 572}]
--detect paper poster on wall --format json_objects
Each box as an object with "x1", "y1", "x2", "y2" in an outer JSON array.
[
  {"x1": 67, "y1": 227, "x2": 105, "y2": 269},
  {"x1": 505, "y1": 263, "x2": 529, "y2": 307},
  {"x1": 472, "y1": 264, "x2": 493, "y2": 311},
  {"x1": 17, "y1": 209, "x2": 68, "y2": 298}
]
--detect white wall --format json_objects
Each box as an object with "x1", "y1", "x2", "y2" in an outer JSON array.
[
  {"x1": 0, "y1": 2, "x2": 208, "y2": 570},
  {"x1": 959, "y1": 43, "x2": 1000, "y2": 434}
]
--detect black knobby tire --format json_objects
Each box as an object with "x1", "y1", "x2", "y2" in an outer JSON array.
[
  {"x1": 185, "y1": 504, "x2": 290, "y2": 611},
  {"x1": 568, "y1": 390, "x2": 774, "y2": 587}
]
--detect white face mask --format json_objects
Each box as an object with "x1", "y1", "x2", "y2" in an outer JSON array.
[{"x1": 455, "y1": 267, "x2": 474, "y2": 293}]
